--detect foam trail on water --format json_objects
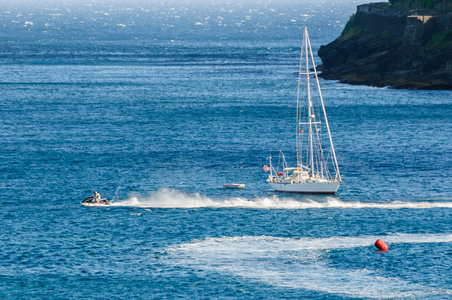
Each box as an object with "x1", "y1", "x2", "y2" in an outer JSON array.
[
  {"x1": 111, "y1": 188, "x2": 452, "y2": 209},
  {"x1": 166, "y1": 234, "x2": 452, "y2": 298}
]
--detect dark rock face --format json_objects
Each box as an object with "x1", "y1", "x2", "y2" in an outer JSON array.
[{"x1": 318, "y1": 3, "x2": 452, "y2": 89}]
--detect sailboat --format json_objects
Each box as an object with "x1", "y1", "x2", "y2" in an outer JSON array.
[{"x1": 266, "y1": 27, "x2": 342, "y2": 194}]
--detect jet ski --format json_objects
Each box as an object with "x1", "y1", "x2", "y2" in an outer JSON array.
[{"x1": 81, "y1": 197, "x2": 111, "y2": 206}]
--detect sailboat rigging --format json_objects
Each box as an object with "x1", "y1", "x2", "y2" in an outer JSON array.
[{"x1": 266, "y1": 26, "x2": 342, "y2": 194}]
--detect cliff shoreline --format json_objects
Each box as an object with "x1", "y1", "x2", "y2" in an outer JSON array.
[{"x1": 317, "y1": 2, "x2": 452, "y2": 90}]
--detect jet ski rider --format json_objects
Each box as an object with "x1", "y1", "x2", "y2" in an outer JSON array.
[{"x1": 94, "y1": 191, "x2": 101, "y2": 203}]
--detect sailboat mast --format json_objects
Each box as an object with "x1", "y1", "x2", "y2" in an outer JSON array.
[
  {"x1": 296, "y1": 28, "x2": 305, "y2": 169},
  {"x1": 305, "y1": 27, "x2": 314, "y2": 178},
  {"x1": 296, "y1": 44, "x2": 302, "y2": 168},
  {"x1": 306, "y1": 27, "x2": 341, "y2": 181}
]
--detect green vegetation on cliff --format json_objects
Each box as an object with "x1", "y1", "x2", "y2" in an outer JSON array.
[
  {"x1": 339, "y1": 14, "x2": 362, "y2": 41},
  {"x1": 427, "y1": 29, "x2": 452, "y2": 48}
]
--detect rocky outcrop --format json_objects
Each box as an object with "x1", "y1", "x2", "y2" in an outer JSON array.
[{"x1": 318, "y1": 2, "x2": 452, "y2": 89}]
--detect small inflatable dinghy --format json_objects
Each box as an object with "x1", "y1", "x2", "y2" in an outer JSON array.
[{"x1": 223, "y1": 183, "x2": 245, "y2": 189}]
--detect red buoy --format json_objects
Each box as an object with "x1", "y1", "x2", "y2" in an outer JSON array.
[{"x1": 374, "y1": 239, "x2": 388, "y2": 252}]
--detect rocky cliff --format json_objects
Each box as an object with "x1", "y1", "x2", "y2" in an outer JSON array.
[{"x1": 318, "y1": 2, "x2": 452, "y2": 89}]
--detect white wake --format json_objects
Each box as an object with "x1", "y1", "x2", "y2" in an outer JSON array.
[
  {"x1": 166, "y1": 234, "x2": 452, "y2": 298},
  {"x1": 110, "y1": 188, "x2": 452, "y2": 209}
]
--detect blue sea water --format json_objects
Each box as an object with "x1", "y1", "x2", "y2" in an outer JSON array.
[{"x1": 1, "y1": 0, "x2": 452, "y2": 298}]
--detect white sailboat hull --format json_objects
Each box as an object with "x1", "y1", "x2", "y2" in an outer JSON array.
[{"x1": 268, "y1": 181, "x2": 340, "y2": 194}]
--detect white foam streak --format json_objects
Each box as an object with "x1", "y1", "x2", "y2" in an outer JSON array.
[
  {"x1": 111, "y1": 188, "x2": 452, "y2": 209},
  {"x1": 167, "y1": 234, "x2": 452, "y2": 298}
]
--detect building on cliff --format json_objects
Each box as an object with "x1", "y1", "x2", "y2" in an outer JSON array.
[{"x1": 389, "y1": 0, "x2": 452, "y2": 11}]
